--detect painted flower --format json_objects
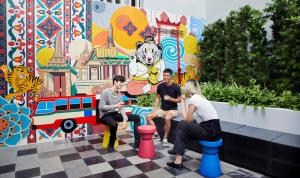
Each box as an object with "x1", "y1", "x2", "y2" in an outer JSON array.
[
  {"x1": 8, "y1": 39, "x2": 25, "y2": 50},
  {"x1": 72, "y1": 15, "x2": 84, "y2": 23},
  {"x1": 0, "y1": 96, "x2": 32, "y2": 147},
  {"x1": 140, "y1": 26, "x2": 155, "y2": 39},
  {"x1": 13, "y1": 24, "x2": 24, "y2": 34},
  {"x1": 74, "y1": 1, "x2": 82, "y2": 9},
  {"x1": 123, "y1": 22, "x2": 137, "y2": 36},
  {"x1": 8, "y1": 5, "x2": 25, "y2": 18}
]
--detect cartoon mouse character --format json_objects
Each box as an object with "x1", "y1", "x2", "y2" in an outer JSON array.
[{"x1": 127, "y1": 36, "x2": 165, "y2": 95}]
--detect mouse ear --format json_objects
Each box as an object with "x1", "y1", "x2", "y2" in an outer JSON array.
[
  {"x1": 136, "y1": 41, "x2": 143, "y2": 49},
  {"x1": 157, "y1": 43, "x2": 163, "y2": 50}
]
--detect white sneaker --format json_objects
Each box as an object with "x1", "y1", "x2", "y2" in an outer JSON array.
[{"x1": 162, "y1": 138, "x2": 169, "y2": 147}]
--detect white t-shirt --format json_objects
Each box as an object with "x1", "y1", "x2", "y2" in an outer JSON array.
[{"x1": 187, "y1": 94, "x2": 219, "y2": 122}]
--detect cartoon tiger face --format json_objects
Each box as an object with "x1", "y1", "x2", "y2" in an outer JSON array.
[
  {"x1": 0, "y1": 65, "x2": 42, "y2": 101},
  {"x1": 135, "y1": 36, "x2": 162, "y2": 66},
  {"x1": 14, "y1": 66, "x2": 31, "y2": 80}
]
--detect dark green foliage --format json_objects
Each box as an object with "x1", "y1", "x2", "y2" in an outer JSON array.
[
  {"x1": 264, "y1": 0, "x2": 300, "y2": 93},
  {"x1": 201, "y1": 81, "x2": 300, "y2": 110},
  {"x1": 136, "y1": 94, "x2": 156, "y2": 107},
  {"x1": 199, "y1": 19, "x2": 226, "y2": 82},
  {"x1": 200, "y1": 1, "x2": 300, "y2": 94}
]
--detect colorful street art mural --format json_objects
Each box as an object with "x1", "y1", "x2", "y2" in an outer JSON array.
[{"x1": 0, "y1": 0, "x2": 205, "y2": 147}]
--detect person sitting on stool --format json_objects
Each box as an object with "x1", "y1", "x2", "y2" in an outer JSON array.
[
  {"x1": 146, "y1": 68, "x2": 181, "y2": 147},
  {"x1": 98, "y1": 75, "x2": 141, "y2": 152},
  {"x1": 167, "y1": 79, "x2": 222, "y2": 169}
]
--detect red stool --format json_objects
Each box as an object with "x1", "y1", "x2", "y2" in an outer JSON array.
[{"x1": 137, "y1": 125, "x2": 156, "y2": 159}]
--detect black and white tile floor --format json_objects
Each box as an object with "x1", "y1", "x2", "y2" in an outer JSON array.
[{"x1": 0, "y1": 131, "x2": 269, "y2": 178}]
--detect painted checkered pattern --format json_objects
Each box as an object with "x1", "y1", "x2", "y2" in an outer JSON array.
[{"x1": 0, "y1": 131, "x2": 267, "y2": 178}]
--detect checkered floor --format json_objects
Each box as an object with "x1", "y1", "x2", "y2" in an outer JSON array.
[{"x1": 0, "y1": 131, "x2": 268, "y2": 178}]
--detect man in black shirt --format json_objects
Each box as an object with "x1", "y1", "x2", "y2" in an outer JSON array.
[{"x1": 146, "y1": 68, "x2": 181, "y2": 147}]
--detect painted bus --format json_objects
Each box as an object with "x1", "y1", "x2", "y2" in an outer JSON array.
[
  {"x1": 31, "y1": 95, "x2": 97, "y2": 133},
  {"x1": 31, "y1": 93, "x2": 136, "y2": 133}
]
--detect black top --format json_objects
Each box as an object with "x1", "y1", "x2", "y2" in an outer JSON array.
[{"x1": 157, "y1": 82, "x2": 181, "y2": 111}]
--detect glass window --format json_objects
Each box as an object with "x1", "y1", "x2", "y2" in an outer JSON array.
[
  {"x1": 70, "y1": 98, "x2": 80, "y2": 110},
  {"x1": 56, "y1": 99, "x2": 67, "y2": 110},
  {"x1": 131, "y1": 0, "x2": 136, "y2": 6},
  {"x1": 82, "y1": 97, "x2": 92, "y2": 108},
  {"x1": 35, "y1": 101, "x2": 54, "y2": 114}
]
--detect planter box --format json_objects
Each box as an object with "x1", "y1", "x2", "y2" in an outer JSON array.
[{"x1": 211, "y1": 101, "x2": 300, "y2": 135}]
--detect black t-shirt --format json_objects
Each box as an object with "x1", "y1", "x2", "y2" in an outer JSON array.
[{"x1": 157, "y1": 82, "x2": 181, "y2": 111}]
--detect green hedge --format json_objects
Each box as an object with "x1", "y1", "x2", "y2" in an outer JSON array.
[
  {"x1": 136, "y1": 81, "x2": 300, "y2": 111},
  {"x1": 201, "y1": 80, "x2": 300, "y2": 110}
]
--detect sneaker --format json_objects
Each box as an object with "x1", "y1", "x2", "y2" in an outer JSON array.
[
  {"x1": 168, "y1": 149, "x2": 176, "y2": 155},
  {"x1": 167, "y1": 162, "x2": 183, "y2": 170},
  {"x1": 153, "y1": 134, "x2": 160, "y2": 140},
  {"x1": 162, "y1": 138, "x2": 169, "y2": 147},
  {"x1": 108, "y1": 146, "x2": 115, "y2": 153}
]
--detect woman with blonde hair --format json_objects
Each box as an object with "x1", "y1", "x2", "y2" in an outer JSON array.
[{"x1": 167, "y1": 79, "x2": 222, "y2": 169}]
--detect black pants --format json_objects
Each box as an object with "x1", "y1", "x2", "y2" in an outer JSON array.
[
  {"x1": 101, "y1": 112, "x2": 141, "y2": 148},
  {"x1": 174, "y1": 119, "x2": 221, "y2": 155}
]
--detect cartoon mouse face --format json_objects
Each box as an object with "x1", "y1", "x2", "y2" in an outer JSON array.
[{"x1": 135, "y1": 40, "x2": 162, "y2": 66}]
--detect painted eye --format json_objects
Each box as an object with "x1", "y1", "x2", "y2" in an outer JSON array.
[
  {"x1": 152, "y1": 49, "x2": 155, "y2": 53},
  {"x1": 143, "y1": 48, "x2": 147, "y2": 53}
]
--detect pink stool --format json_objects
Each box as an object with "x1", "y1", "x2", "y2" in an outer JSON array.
[{"x1": 137, "y1": 125, "x2": 156, "y2": 159}]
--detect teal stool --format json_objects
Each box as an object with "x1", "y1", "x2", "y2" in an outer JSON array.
[{"x1": 199, "y1": 139, "x2": 223, "y2": 178}]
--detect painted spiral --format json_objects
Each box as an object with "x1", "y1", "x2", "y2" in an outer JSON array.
[
  {"x1": 190, "y1": 17, "x2": 205, "y2": 41},
  {"x1": 161, "y1": 37, "x2": 187, "y2": 73}
]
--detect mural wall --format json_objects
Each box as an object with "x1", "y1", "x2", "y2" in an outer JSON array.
[{"x1": 0, "y1": 0, "x2": 205, "y2": 147}]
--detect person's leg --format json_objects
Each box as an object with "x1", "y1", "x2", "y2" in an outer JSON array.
[
  {"x1": 163, "y1": 110, "x2": 177, "y2": 139},
  {"x1": 101, "y1": 113, "x2": 118, "y2": 150},
  {"x1": 146, "y1": 109, "x2": 165, "y2": 139},
  {"x1": 127, "y1": 114, "x2": 141, "y2": 146},
  {"x1": 146, "y1": 112, "x2": 159, "y2": 127},
  {"x1": 167, "y1": 121, "x2": 193, "y2": 169},
  {"x1": 173, "y1": 121, "x2": 192, "y2": 156}
]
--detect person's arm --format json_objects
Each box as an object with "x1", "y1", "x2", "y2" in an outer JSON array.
[
  {"x1": 167, "y1": 96, "x2": 181, "y2": 103},
  {"x1": 153, "y1": 94, "x2": 160, "y2": 111},
  {"x1": 181, "y1": 99, "x2": 196, "y2": 123},
  {"x1": 165, "y1": 86, "x2": 181, "y2": 103},
  {"x1": 119, "y1": 107, "x2": 129, "y2": 130},
  {"x1": 98, "y1": 92, "x2": 123, "y2": 112}
]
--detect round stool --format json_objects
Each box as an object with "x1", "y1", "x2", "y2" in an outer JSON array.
[
  {"x1": 199, "y1": 139, "x2": 223, "y2": 178},
  {"x1": 137, "y1": 125, "x2": 156, "y2": 159}
]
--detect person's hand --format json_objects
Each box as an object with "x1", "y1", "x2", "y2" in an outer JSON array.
[
  {"x1": 164, "y1": 95, "x2": 171, "y2": 101},
  {"x1": 181, "y1": 95, "x2": 186, "y2": 103},
  {"x1": 152, "y1": 106, "x2": 157, "y2": 112},
  {"x1": 114, "y1": 102, "x2": 125, "y2": 108}
]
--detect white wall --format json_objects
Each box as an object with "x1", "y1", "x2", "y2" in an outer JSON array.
[
  {"x1": 143, "y1": 0, "x2": 206, "y2": 19},
  {"x1": 143, "y1": 0, "x2": 272, "y2": 39},
  {"x1": 206, "y1": 0, "x2": 270, "y2": 23}
]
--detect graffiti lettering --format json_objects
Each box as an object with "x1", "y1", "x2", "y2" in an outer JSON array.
[
  {"x1": 153, "y1": 27, "x2": 183, "y2": 36},
  {"x1": 95, "y1": 47, "x2": 117, "y2": 58}
]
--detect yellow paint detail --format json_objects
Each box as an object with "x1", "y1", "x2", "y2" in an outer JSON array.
[
  {"x1": 179, "y1": 24, "x2": 187, "y2": 38},
  {"x1": 110, "y1": 6, "x2": 149, "y2": 51},
  {"x1": 184, "y1": 34, "x2": 200, "y2": 54},
  {"x1": 36, "y1": 47, "x2": 55, "y2": 66}
]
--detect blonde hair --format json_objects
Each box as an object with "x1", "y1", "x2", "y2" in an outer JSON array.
[{"x1": 184, "y1": 79, "x2": 204, "y2": 97}]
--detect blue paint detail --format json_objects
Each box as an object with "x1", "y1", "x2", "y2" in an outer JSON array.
[
  {"x1": 84, "y1": 110, "x2": 92, "y2": 117},
  {"x1": 129, "y1": 106, "x2": 152, "y2": 131},
  {"x1": 35, "y1": 101, "x2": 54, "y2": 115},
  {"x1": 70, "y1": 98, "x2": 80, "y2": 104},
  {"x1": 56, "y1": 99, "x2": 67, "y2": 106},
  {"x1": 83, "y1": 97, "x2": 92, "y2": 103}
]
